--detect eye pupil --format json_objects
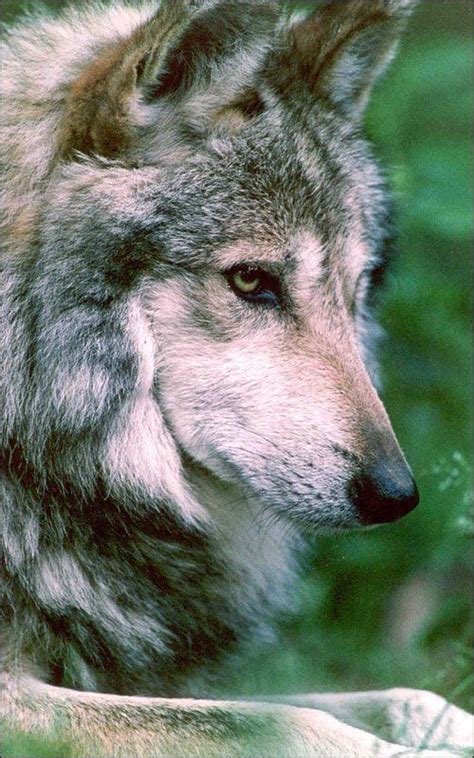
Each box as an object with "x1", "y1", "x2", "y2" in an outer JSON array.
[{"x1": 239, "y1": 268, "x2": 258, "y2": 284}]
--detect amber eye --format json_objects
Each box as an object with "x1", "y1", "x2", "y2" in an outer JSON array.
[{"x1": 225, "y1": 264, "x2": 281, "y2": 305}]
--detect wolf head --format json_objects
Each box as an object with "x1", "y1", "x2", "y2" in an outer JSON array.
[{"x1": 1, "y1": 0, "x2": 419, "y2": 536}]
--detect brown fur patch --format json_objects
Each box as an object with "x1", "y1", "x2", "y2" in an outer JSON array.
[
  {"x1": 58, "y1": 1, "x2": 192, "y2": 158},
  {"x1": 213, "y1": 90, "x2": 265, "y2": 132},
  {"x1": 3, "y1": 204, "x2": 39, "y2": 254},
  {"x1": 290, "y1": 7, "x2": 387, "y2": 92}
]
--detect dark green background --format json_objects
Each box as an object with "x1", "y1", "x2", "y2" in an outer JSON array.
[{"x1": 3, "y1": 1, "x2": 472, "y2": 755}]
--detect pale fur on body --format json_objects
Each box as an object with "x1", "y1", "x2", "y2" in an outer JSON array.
[{"x1": 1, "y1": 1, "x2": 473, "y2": 756}]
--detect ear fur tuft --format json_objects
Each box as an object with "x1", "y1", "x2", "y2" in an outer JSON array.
[
  {"x1": 59, "y1": 1, "x2": 193, "y2": 158},
  {"x1": 277, "y1": 0, "x2": 418, "y2": 119}
]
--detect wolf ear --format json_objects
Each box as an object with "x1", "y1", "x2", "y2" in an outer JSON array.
[
  {"x1": 278, "y1": 0, "x2": 417, "y2": 119},
  {"x1": 60, "y1": 1, "x2": 192, "y2": 158},
  {"x1": 60, "y1": 0, "x2": 278, "y2": 159}
]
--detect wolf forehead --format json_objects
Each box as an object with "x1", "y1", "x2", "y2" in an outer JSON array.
[
  {"x1": 57, "y1": 117, "x2": 387, "y2": 283},
  {"x1": 160, "y1": 120, "x2": 386, "y2": 249}
]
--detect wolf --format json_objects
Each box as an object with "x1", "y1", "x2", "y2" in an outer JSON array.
[{"x1": 1, "y1": 0, "x2": 473, "y2": 756}]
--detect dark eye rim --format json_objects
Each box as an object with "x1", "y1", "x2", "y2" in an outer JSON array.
[{"x1": 224, "y1": 264, "x2": 282, "y2": 306}]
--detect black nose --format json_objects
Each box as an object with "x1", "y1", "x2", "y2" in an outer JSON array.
[{"x1": 349, "y1": 462, "x2": 419, "y2": 525}]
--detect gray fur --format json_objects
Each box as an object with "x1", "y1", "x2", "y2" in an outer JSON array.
[{"x1": 2, "y1": 2, "x2": 472, "y2": 756}]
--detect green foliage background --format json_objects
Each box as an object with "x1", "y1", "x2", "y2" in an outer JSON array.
[{"x1": 2, "y1": 1, "x2": 472, "y2": 755}]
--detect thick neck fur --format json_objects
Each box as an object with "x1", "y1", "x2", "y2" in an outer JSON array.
[{"x1": 2, "y1": 461, "x2": 298, "y2": 697}]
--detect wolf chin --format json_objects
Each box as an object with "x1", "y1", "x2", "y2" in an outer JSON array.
[{"x1": 1, "y1": 1, "x2": 472, "y2": 756}]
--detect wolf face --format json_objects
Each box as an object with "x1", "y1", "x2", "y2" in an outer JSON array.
[
  {"x1": 1, "y1": 1, "x2": 419, "y2": 538},
  {"x1": 143, "y1": 113, "x2": 414, "y2": 531}
]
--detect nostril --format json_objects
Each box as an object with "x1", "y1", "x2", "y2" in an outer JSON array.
[{"x1": 349, "y1": 463, "x2": 419, "y2": 525}]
